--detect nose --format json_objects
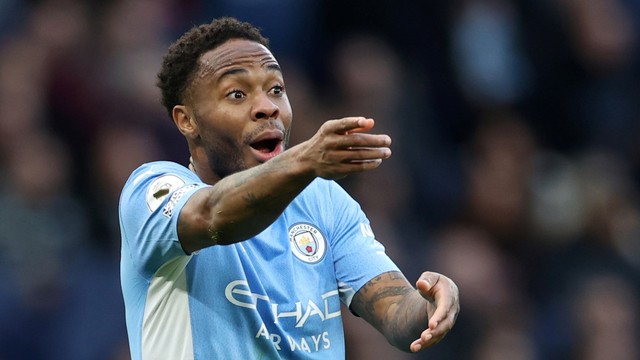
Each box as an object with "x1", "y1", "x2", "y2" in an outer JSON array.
[{"x1": 251, "y1": 93, "x2": 279, "y2": 121}]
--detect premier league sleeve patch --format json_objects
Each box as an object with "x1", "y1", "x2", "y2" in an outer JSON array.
[
  {"x1": 288, "y1": 223, "x2": 327, "y2": 264},
  {"x1": 145, "y1": 174, "x2": 186, "y2": 212}
]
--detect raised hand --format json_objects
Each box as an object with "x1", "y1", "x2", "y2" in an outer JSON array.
[{"x1": 296, "y1": 117, "x2": 392, "y2": 180}]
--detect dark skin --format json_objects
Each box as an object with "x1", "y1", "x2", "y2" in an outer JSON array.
[{"x1": 171, "y1": 38, "x2": 459, "y2": 352}]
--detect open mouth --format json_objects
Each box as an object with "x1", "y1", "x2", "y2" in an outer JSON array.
[
  {"x1": 249, "y1": 130, "x2": 284, "y2": 162},
  {"x1": 250, "y1": 138, "x2": 281, "y2": 153}
]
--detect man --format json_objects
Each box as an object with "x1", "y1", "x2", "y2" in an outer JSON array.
[{"x1": 119, "y1": 17, "x2": 459, "y2": 359}]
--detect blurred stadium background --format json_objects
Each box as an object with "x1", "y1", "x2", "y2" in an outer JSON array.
[{"x1": 1, "y1": 0, "x2": 639, "y2": 359}]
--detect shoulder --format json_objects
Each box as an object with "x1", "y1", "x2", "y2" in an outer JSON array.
[
  {"x1": 292, "y1": 178, "x2": 361, "y2": 219},
  {"x1": 306, "y1": 178, "x2": 358, "y2": 207},
  {"x1": 120, "y1": 161, "x2": 203, "y2": 212},
  {"x1": 294, "y1": 178, "x2": 344, "y2": 206},
  {"x1": 125, "y1": 161, "x2": 194, "y2": 184},
  {"x1": 303, "y1": 178, "x2": 346, "y2": 197},
  {"x1": 123, "y1": 161, "x2": 199, "y2": 192}
]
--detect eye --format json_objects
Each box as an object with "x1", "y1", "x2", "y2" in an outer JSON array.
[
  {"x1": 269, "y1": 85, "x2": 285, "y2": 96},
  {"x1": 226, "y1": 89, "x2": 245, "y2": 100}
]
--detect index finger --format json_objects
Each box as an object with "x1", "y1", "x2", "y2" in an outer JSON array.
[{"x1": 330, "y1": 117, "x2": 374, "y2": 135}]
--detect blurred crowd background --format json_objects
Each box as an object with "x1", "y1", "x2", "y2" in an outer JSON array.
[{"x1": 1, "y1": 0, "x2": 640, "y2": 359}]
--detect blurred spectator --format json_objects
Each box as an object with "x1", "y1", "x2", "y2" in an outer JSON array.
[
  {"x1": 449, "y1": 0, "x2": 533, "y2": 108},
  {"x1": 0, "y1": 37, "x2": 49, "y2": 150},
  {"x1": 0, "y1": 131, "x2": 90, "y2": 358},
  {"x1": 558, "y1": 0, "x2": 640, "y2": 159},
  {"x1": 569, "y1": 273, "x2": 639, "y2": 360},
  {"x1": 0, "y1": 0, "x2": 26, "y2": 40},
  {"x1": 193, "y1": 0, "x2": 323, "y2": 76},
  {"x1": 87, "y1": 123, "x2": 164, "y2": 248},
  {"x1": 463, "y1": 110, "x2": 536, "y2": 245},
  {"x1": 419, "y1": 224, "x2": 537, "y2": 359},
  {"x1": 99, "y1": 0, "x2": 172, "y2": 113}
]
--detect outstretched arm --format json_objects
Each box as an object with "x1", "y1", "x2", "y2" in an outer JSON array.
[
  {"x1": 350, "y1": 271, "x2": 459, "y2": 352},
  {"x1": 178, "y1": 117, "x2": 392, "y2": 253}
]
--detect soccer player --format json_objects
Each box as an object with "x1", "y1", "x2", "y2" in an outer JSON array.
[{"x1": 119, "y1": 17, "x2": 459, "y2": 359}]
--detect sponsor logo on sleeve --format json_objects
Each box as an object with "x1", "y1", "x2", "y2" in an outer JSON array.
[
  {"x1": 162, "y1": 184, "x2": 198, "y2": 217},
  {"x1": 145, "y1": 174, "x2": 186, "y2": 212}
]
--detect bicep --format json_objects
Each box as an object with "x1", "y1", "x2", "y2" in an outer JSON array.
[{"x1": 177, "y1": 187, "x2": 215, "y2": 254}]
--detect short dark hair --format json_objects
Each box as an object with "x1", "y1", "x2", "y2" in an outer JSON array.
[{"x1": 157, "y1": 17, "x2": 269, "y2": 118}]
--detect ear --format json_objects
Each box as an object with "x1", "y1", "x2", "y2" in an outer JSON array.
[{"x1": 172, "y1": 105, "x2": 199, "y2": 139}]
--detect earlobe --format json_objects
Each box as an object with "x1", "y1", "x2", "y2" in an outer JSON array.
[{"x1": 173, "y1": 105, "x2": 199, "y2": 139}]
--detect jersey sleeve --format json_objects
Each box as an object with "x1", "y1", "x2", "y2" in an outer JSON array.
[
  {"x1": 322, "y1": 180, "x2": 401, "y2": 308},
  {"x1": 119, "y1": 161, "x2": 209, "y2": 279}
]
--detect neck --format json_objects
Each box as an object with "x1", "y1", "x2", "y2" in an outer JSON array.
[{"x1": 189, "y1": 147, "x2": 220, "y2": 185}]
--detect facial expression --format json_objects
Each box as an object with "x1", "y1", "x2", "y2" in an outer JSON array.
[{"x1": 184, "y1": 39, "x2": 292, "y2": 179}]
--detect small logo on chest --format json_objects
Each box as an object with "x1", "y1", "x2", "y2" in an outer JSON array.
[{"x1": 288, "y1": 223, "x2": 327, "y2": 264}]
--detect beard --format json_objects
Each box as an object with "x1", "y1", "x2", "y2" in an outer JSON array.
[
  {"x1": 200, "y1": 119, "x2": 290, "y2": 179},
  {"x1": 203, "y1": 134, "x2": 247, "y2": 179}
]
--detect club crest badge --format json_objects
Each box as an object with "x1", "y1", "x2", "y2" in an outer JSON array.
[{"x1": 288, "y1": 223, "x2": 327, "y2": 264}]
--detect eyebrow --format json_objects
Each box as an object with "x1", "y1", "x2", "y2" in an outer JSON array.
[
  {"x1": 266, "y1": 63, "x2": 282, "y2": 73},
  {"x1": 217, "y1": 68, "x2": 247, "y2": 83},
  {"x1": 217, "y1": 63, "x2": 282, "y2": 83}
]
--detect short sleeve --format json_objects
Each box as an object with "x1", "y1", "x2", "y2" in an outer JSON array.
[
  {"x1": 322, "y1": 181, "x2": 400, "y2": 307},
  {"x1": 119, "y1": 161, "x2": 209, "y2": 279}
]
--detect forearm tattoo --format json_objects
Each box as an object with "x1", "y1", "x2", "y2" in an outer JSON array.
[
  {"x1": 356, "y1": 272, "x2": 410, "y2": 320},
  {"x1": 352, "y1": 271, "x2": 427, "y2": 347}
]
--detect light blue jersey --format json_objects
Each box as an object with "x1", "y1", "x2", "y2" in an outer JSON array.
[{"x1": 119, "y1": 161, "x2": 400, "y2": 359}]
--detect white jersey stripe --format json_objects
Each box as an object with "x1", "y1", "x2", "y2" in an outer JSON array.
[{"x1": 142, "y1": 255, "x2": 194, "y2": 360}]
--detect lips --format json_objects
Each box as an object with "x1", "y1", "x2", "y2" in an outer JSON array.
[{"x1": 249, "y1": 129, "x2": 284, "y2": 162}]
